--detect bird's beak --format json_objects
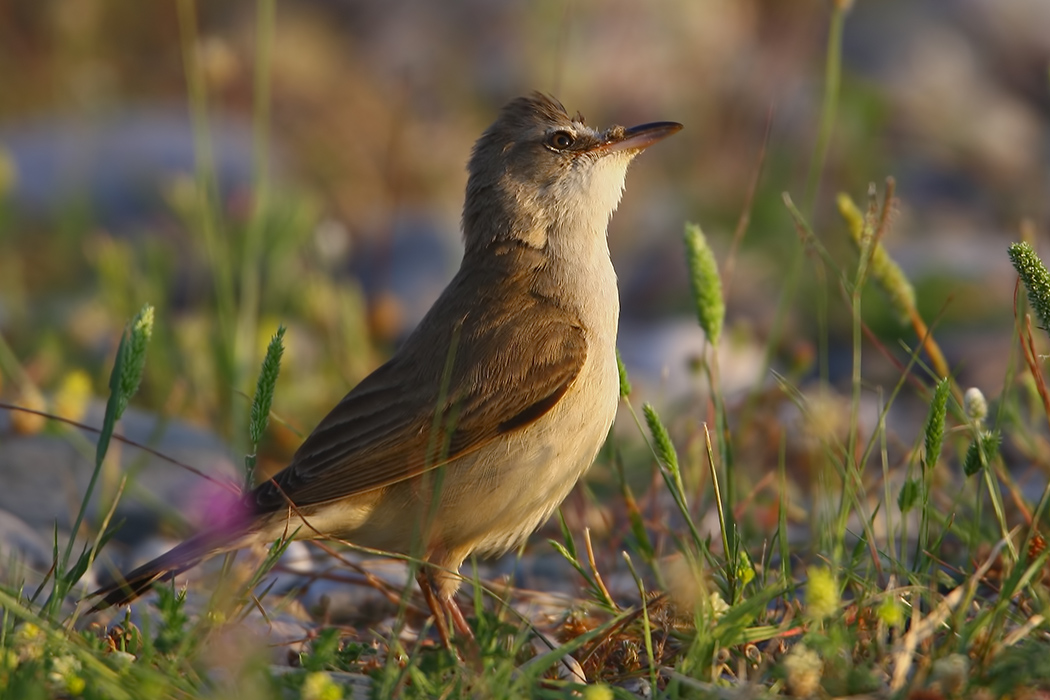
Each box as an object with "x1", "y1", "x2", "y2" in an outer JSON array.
[{"x1": 598, "y1": 121, "x2": 683, "y2": 154}]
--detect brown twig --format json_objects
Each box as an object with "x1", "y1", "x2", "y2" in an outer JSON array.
[{"x1": 583, "y1": 527, "x2": 616, "y2": 610}]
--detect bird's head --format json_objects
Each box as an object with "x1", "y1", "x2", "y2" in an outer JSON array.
[{"x1": 462, "y1": 93, "x2": 681, "y2": 255}]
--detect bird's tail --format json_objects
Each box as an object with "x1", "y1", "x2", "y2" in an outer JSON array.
[{"x1": 88, "y1": 530, "x2": 231, "y2": 611}]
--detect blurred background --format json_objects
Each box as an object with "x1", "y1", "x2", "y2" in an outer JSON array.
[{"x1": 0, "y1": 0, "x2": 1048, "y2": 551}]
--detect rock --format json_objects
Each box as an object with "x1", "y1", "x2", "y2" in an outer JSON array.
[{"x1": 0, "y1": 507, "x2": 52, "y2": 575}]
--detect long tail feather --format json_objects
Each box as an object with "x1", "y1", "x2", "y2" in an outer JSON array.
[{"x1": 88, "y1": 531, "x2": 225, "y2": 610}]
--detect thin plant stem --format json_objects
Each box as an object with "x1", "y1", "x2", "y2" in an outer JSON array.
[
  {"x1": 177, "y1": 0, "x2": 236, "y2": 435},
  {"x1": 803, "y1": 2, "x2": 849, "y2": 215},
  {"x1": 705, "y1": 423, "x2": 733, "y2": 600},
  {"x1": 235, "y1": 0, "x2": 277, "y2": 440}
]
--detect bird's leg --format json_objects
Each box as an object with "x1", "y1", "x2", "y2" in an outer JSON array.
[
  {"x1": 415, "y1": 566, "x2": 477, "y2": 647},
  {"x1": 444, "y1": 594, "x2": 475, "y2": 641},
  {"x1": 415, "y1": 568, "x2": 454, "y2": 649}
]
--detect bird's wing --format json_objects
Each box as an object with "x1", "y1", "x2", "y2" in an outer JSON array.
[{"x1": 251, "y1": 299, "x2": 588, "y2": 512}]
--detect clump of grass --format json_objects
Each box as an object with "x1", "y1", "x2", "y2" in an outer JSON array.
[{"x1": 37, "y1": 303, "x2": 155, "y2": 621}]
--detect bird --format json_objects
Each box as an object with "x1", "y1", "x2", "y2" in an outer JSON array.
[{"x1": 89, "y1": 93, "x2": 681, "y2": 646}]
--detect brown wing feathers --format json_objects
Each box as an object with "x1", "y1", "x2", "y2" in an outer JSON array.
[{"x1": 251, "y1": 268, "x2": 587, "y2": 513}]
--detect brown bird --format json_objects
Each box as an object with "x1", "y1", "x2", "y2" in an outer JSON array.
[{"x1": 90, "y1": 93, "x2": 681, "y2": 646}]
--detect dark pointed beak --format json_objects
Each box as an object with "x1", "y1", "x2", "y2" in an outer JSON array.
[{"x1": 600, "y1": 121, "x2": 683, "y2": 154}]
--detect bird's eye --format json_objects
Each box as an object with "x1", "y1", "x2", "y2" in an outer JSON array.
[{"x1": 547, "y1": 131, "x2": 574, "y2": 150}]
